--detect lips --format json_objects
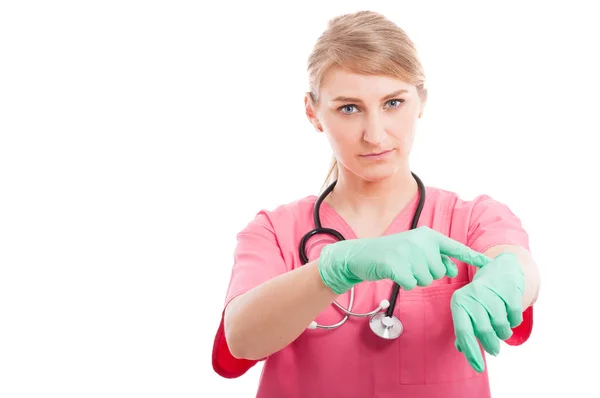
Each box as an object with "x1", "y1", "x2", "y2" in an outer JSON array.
[{"x1": 360, "y1": 149, "x2": 393, "y2": 157}]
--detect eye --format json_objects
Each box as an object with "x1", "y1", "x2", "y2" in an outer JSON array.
[
  {"x1": 386, "y1": 99, "x2": 405, "y2": 108},
  {"x1": 339, "y1": 104, "x2": 358, "y2": 114}
]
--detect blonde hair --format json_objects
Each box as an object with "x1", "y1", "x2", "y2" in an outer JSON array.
[{"x1": 307, "y1": 10, "x2": 428, "y2": 190}]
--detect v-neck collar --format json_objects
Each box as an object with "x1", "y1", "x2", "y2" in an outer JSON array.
[{"x1": 311, "y1": 188, "x2": 425, "y2": 240}]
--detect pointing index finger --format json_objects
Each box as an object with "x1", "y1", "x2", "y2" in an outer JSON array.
[{"x1": 435, "y1": 233, "x2": 490, "y2": 268}]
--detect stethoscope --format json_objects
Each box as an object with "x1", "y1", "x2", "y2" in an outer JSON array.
[{"x1": 299, "y1": 172, "x2": 425, "y2": 339}]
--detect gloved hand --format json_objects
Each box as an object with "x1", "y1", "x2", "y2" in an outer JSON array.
[
  {"x1": 318, "y1": 226, "x2": 490, "y2": 294},
  {"x1": 451, "y1": 252, "x2": 525, "y2": 373}
]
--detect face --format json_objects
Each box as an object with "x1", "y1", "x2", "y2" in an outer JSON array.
[{"x1": 305, "y1": 67, "x2": 425, "y2": 182}]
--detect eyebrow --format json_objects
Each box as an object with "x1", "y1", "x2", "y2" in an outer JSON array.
[{"x1": 331, "y1": 89, "x2": 409, "y2": 103}]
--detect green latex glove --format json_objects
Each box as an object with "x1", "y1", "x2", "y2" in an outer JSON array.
[
  {"x1": 318, "y1": 226, "x2": 490, "y2": 294},
  {"x1": 451, "y1": 252, "x2": 525, "y2": 373}
]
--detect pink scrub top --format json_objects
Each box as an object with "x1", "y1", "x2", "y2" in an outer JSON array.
[{"x1": 212, "y1": 186, "x2": 534, "y2": 398}]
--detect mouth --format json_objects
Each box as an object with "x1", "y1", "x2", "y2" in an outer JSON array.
[{"x1": 360, "y1": 149, "x2": 394, "y2": 158}]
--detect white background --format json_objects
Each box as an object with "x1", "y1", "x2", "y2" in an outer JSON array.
[{"x1": 1, "y1": 1, "x2": 599, "y2": 397}]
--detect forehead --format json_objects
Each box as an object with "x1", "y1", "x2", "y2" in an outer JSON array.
[{"x1": 319, "y1": 67, "x2": 416, "y2": 101}]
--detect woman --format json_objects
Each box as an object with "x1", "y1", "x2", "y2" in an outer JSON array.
[{"x1": 211, "y1": 10, "x2": 540, "y2": 398}]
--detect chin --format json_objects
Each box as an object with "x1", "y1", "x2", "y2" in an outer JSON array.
[{"x1": 352, "y1": 164, "x2": 400, "y2": 182}]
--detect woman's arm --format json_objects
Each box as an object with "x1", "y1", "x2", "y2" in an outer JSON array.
[
  {"x1": 223, "y1": 259, "x2": 339, "y2": 361},
  {"x1": 483, "y1": 244, "x2": 540, "y2": 308}
]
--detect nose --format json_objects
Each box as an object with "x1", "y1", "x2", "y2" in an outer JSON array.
[{"x1": 363, "y1": 113, "x2": 387, "y2": 144}]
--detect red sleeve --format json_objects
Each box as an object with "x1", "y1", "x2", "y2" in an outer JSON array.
[
  {"x1": 464, "y1": 195, "x2": 534, "y2": 346},
  {"x1": 212, "y1": 210, "x2": 289, "y2": 378}
]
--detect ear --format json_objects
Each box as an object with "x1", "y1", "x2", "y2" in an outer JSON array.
[
  {"x1": 305, "y1": 92, "x2": 323, "y2": 132},
  {"x1": 418, "y1": 89, "x2": 428, "y2": 118}
]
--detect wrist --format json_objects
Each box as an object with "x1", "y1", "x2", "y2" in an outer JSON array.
[
  {"x1": 318, "y1": 244, "x2": 356, "y2": 294},
  {"x1": 474, "y1": 251, "x2": 525, "y2": 291}
]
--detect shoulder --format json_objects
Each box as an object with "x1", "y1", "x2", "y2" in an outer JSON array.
[
  {"x1": 425, "y1": 186, "x2": 523, "y2": 236},
  {"x1": 427, "y1": 186, "x2": 527, "y2": 250},
  {"x1": 425, "y1": 185, "x2": 511, "y2": 216},
  {"x1": 234, "y1": 195, "x2": 317, "y2": 266},
  {"x1": 238, "y1": 195, "x2": 316, "y2": 235}
]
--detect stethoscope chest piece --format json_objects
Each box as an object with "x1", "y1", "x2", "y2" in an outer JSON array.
[{"x1": 369, "y1": 313, "x2": 403, "y2": 339}]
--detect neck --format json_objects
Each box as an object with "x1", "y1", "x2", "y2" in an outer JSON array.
[{"x1": 325, "y1": 167, "x2": 418, "y2": 218}]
